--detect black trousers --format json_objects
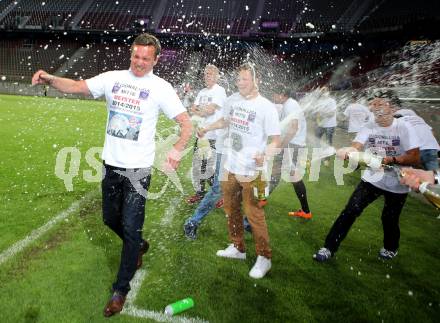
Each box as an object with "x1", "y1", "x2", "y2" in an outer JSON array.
[
  {"x1": 324, "y1": 180, "x2": 407, "y2": 254},
  {"x1": 102, "y1": 163, "x2": 151, "y2": 295}
]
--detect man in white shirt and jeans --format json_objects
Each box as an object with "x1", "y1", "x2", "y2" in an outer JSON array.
[
  {"x1": 315, "y1": 87, "x2": 337, "y2": 146},
  {"x1": 187, "y1": 64, "x2": 227, "y2": 204},
  {"x1": 314, "y1": 90, "x2": 420, "y2": 262},
  {"x1": 314, "y1": 87, "x2": 337, "y2": 166},
  {"x1": 199, "y1": 63, "x2": 281, "y2": 279},
  {"x1": 343, "y1": 93, "x2": 372, "y2": 136},
  {"x1": 32, "y1": 33, "x2": 192, "y2": 317}
]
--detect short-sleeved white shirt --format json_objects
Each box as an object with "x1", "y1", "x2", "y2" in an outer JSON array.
[
  {"x1": 316, "y1": 97, "x2": 337, "y2": 128},
  {"x1": 344, "y1": 103, "x2": 372, "y2": 133},
  {"x1": 354, "y1": 118, "x2": 419, "y2": 193},
  {"x1": 399, "y1": 115, "x2": 439, "y2": 150},
  {"x1": 194, "y1": 84, "x2": 227, "y2": 140},
  {"x1": 86, "y1": 70, "x2": 185, "y2": 168},
  {"x1": 223, "y1": 93, "x2": 281, "y2": 176},
  {"x1": 281, "y1": 98, "x2": 307, "y2": 146}
]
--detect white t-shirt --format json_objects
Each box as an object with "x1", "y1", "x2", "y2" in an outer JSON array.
[
  {"x1": 354, "y1": 118, "x2": 419, "y2": 193},
  {"x1": 274, "y1": 103, "x2": 284, "y2": 119},
  {"x1": 395, "y1": 109, "x2": 416, "y2": 117},
  {"x1": 316, "y1": 97, "x2": 337, "y2": 128},
  {"x1": 86, "y1": 70, "x2": 185, "y2": 168},
  {"x1": 344, "y1": 103, "x2": 372, "y2": 133},
  {"x1": 281, "y1": 98, "x2": 306, "y2": 146},
  {"x1": 400, "y1": 115, "x2": 440, "y2": 150},
  {"x1": 223, "y1": 93, "x2": 281, "y2": 176},
  {"x1": 194, "y1": 83, "x2": 227, "y2": 140}
]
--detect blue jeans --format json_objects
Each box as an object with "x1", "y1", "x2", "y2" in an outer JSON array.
[
  {"x1": 102, "y1": 163, "x2": 151, "y2": 295},
  {"x1": 186, "y1": 153, "x2": 223, "y2": 226},
  {"x1": 420, "y1": 149, "x2": 439, "y2": 170},
  {"x1": 192, "y1": 138, "x2": 216, "y2": 195},
  {"x1": 315, "y1": 126, "x2": 335, "y2": 146}
]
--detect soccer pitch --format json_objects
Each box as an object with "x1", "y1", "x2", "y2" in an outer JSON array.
[{"x1": 0, "y1": 94, "x2": 439, "y2": 322}]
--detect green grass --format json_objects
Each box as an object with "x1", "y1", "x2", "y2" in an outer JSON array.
[{"x1": 0, "y1": 94, "x2": 439, "y2": 323}]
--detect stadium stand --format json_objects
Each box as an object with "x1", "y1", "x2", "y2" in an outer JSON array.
[
  {"x1": 295, "y1": 0, "x2": 354, "y2": 32},
  {"x1": 159, "y1": 0, "x2": 256, "y2": 35},
  {"x1": 0, "y1": 0, "x2": 438, "y2": 93},
  {"x1": 1, "y1": 0, "x2": 82, "y2": 29},
  {"x1": 0, "y1": 0, "x2": 14, "y2": 13},
  {"x1": 79, "y1": 0, "x2": 156, "y2": 31},
  {"x1": 260, "y1": 0, "x2": 304, "y2": 34},
  {"x1": 0, "y1": 39, "x2": 79, "y2": 81},
  {"x1": 358, "y1": 0, "x2": 440, "y2": 32}
]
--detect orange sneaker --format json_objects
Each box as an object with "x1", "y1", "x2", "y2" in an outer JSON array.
[{"x1": 288, "y1": 209, "x2": 312, "y2": 219}]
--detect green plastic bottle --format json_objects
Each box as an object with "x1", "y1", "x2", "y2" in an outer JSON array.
[{"x1": 164, "y1": 297, "x2": 194, "y2": 316}]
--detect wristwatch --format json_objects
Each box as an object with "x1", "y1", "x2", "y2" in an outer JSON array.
[{"x1": 433, "y1": 169, "x2": 440, "y2": 184}]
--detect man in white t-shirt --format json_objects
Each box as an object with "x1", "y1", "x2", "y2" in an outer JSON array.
[
  {"x1": 313, "y1": 87, "x2": 337, "y2": 166},
  {"x1": 343, "y1": 97, "x2": 372, "y2": 135},
  {"x1": 314, "y1": 87, "x2": 337, "y2": 147},
  {"x1": 186, "y1": 64, "x2": 227, "y2": 204},
  {"x1": 313, "y1": 90, "x2": 420, "y2": 262},
  {"x1": 272, "y1": 84, "x2": 312, "y2": 219},
  {"x1": 198, "y1": 63, "x2": 281, "y2": 279},
  {"x1": 32, "y1": 33, "x2": 192, "y2": 317},
  {"x1": 394, "y1": 109, "x2": 439, "y2": 170}
]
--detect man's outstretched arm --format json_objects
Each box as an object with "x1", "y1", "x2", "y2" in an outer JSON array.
[{"x1": 32, "y1": 70, "x2": 90, "y2": 96}]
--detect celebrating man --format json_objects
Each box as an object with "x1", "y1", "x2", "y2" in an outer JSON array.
[
  {"x1": 32, "y1": 33, "x2": 192, "y2": 317},
  {"x1": 314, "y1": 90, "x2": 420, "y2": 262}
]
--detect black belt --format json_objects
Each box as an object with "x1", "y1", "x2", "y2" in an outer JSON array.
[{"x1": 103, "y1": 161, "x2": 148, "y2": 172}]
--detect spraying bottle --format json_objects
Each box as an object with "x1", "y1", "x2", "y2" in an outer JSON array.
[
  {"x1": 418, "y1": 182, "x2": 440, "y2": 208},
  {"x1": 253, "y1": 167, "x2": 269, "y2": 207},
  {"x1": 347, "y1": 151, "x2": 383, "y2": 170},
  {"x1": 164, "y1": 297, "x2": 194, "y2": 316},
  {"x1": 393, "y1": 168, "x2": 440, "y2": 209}
]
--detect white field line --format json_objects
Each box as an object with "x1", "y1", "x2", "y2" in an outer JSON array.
[
  {"x1": 124, "y1": 200, "x2": 209, "y2": 323},
  {"x1": 123, "y1": 270, "x2": 208, "y2": 323},
  {"x1": 0, "y1": 189, "x2": 98, "y2": 266},
  {"x1": 160, "y1": 196, "x2": 181, "y2": 226}
]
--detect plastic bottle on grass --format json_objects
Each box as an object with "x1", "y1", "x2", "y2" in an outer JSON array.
[{"x1": 164, "y1": 297, "x2": 194, "y2": 316}]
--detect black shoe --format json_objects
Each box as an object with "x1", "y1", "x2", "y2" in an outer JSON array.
[
  {"x1": 103, "y1": 291, "x2": 126, "y2": 317},
  {"x1": 184, "y1": 222, "x2": 198, "y2": 240}
]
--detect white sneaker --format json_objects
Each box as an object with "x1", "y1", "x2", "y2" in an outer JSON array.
[
  {"x1": 216, "y1": 244, "x2": 246, "y2": 260},
  {"x1": 249, "y1": 255, "x2": 271, "y2": 279}
]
